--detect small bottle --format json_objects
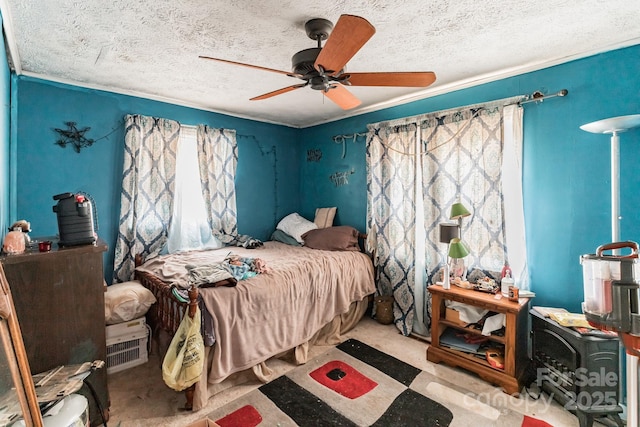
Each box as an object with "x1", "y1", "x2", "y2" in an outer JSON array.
[
  {"x1": 501, "y1": 270, "x2": 514, "y2": 298},
  {"x1": 501, "y1": 261, "x2": 512, "y2": 279}
]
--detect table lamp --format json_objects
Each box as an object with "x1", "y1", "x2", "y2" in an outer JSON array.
[
  {"x1": 439, "y1": 223, "x2": 460, "y2": 290},
  {"x1": 448, "y1": 237, "x2": 470, "y2": 281},
  {"x1": 450, "y1": 202, "x2": 471, "y2": 226}
]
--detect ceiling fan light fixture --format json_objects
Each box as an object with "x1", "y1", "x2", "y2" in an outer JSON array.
[{"x1": 310, "y1": 76, "x2": 329, "y2": 91}]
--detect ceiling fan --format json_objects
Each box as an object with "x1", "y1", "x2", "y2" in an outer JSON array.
[{"x1": 199, "y1": 15, "x2": 437, "y2": 110}]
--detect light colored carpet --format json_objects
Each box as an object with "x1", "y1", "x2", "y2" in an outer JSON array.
[{"x1": 104, "y1": 317, "x2": 579, "y2": 427}]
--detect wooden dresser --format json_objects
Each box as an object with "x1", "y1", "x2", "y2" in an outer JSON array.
[{"x1": 0, "y1": 238, "x2": 109, "y2": 425}]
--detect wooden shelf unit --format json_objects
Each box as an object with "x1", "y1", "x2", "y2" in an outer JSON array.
[
  {"x1": 438, "y1": 319, "x2": 507, "y2": 345},
  {"x1": 427, "y1": 285, "x2": 530, "y2": 395}
]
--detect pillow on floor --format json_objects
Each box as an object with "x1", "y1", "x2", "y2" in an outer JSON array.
[
  {"x1": 276, "y1": 213, "x2": 317, "y2": 244},
  {"x1": 105, "y1": 280, "x2": 156, "y2": 325}
]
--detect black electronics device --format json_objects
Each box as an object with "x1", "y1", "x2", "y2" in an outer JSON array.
[
  {"x1": 52, "y1": 192, "x2": 96, "y2": 246},
  {"x1": 530, "y1": 310, "x2": 623, "y2": 427}
]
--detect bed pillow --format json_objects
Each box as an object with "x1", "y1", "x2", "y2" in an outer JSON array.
[
  {"x1": 270, "y1": 229, "x2": 302, "y2": 246},
  {"x1": 314, "y1": 207, "x2": 337, "y2": 228},
  {"x1": 301, "y1": 226, "x2": 360, "y2": 251},
  {"x1": 276, "y1": 213, "x2": 318, "y2": 243},
  {"x1": 105, "y1": 280, "x2": 157, "y2": 325}
]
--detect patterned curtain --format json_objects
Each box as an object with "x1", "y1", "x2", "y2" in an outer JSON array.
[
  {"x1": 421, "y1": 106, "x2": 507, "y2": 332},
  {"x1": 196, "y1": 125, "x2": 238, "y2": 240},
  {"x1": 366, "y1": 123, "x2": 418, "y2": 335},
  {"x1": 112, "y1": 114, "x2": 180, "y2": 282},
  {"x1": 367, "y1": 99, "x2": 525, "y2": 335}
]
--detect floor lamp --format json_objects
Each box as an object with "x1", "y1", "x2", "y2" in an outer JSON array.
[{"x1": 581, "y1": 113, "x2": 640, "y2": 427}]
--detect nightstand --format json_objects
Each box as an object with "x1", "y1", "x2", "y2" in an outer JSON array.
[{"x1": 427, "y1": 284, "x2": 530, "y2": 395}]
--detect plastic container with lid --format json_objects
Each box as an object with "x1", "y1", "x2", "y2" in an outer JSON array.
[
  {"x1": 501, "y1": 271, "x2": 514, "y2": 298},
  {"x1": 580, "y1": 241, "x2": 640, "y2": 334},
  {"x1": 52, "y1": 192, "x2": 96, "y2": 247}
]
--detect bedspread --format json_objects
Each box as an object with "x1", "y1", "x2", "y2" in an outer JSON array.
[{"x1": 136, "y1": 241, "x2": 375, "y2": 384}]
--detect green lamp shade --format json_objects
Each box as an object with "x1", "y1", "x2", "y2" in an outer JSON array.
[
  {"x1": 449, "y1": 202, "x2": 471, "y2": 220},
  {"x1": 448, "y1": 238, "x2": 470, "y2": 259}
]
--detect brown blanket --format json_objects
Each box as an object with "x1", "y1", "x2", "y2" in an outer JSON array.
[{"x1": 136, "y1": 241, "x2": 375, "y2": 384}]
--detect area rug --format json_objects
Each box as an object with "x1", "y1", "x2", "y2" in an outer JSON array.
[{"x1": 204, "y1": 339, "x2": 551, "y2": 426}]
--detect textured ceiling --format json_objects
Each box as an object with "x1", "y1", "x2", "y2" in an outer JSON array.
[{"x1": 2, "y1": 1, "x2": 640, "y2": 128}]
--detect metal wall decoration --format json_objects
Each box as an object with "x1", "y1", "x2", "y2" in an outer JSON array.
[
  {"x1": 53, "y1": 120, "x2": 124, "y2": 153},
  {"x1": 329, "y1": 168, "x2": 355, "y2": 187},
  {"x1": 332, "y1": 132, "x2": 367, "y2": 158},
  {"x1": 307, "y1": 149, "x2": 322, "y2": 162},
  {"x1": 54, "y1": 122, "x2": 94, "y2": 153}
]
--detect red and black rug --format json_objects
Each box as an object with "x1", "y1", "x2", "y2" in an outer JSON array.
[{"x1": 205, "y1": 339, "x2": 554, "y2": 426}]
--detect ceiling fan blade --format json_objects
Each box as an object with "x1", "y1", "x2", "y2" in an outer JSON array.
[
  {"x1": 199, "y1": 56, "x2": 303, "y2": 78},
  {"x1": 346, "y1": 72, "x2": 437, "y2": 87},
  {"x1": 250, "y1": 84, "x2": 307, "y2": 101},
  {"x1": 315, "y1": 15, "x2": 375, "y2": 77},
  {"x1": 324, "y1": 84, "x2": 361, "y2": 110}
]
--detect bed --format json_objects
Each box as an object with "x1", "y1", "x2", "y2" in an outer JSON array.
[{"x1": 134, "y1": 232, "x2": 375, "y2": 411}]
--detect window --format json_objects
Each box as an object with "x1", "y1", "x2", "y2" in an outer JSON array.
[
  {"x1": 113, "y1": 114, "x2": 237, "y2": 283},
  {"x1": 165, "y1": 126, "x2": 222, "y2": 253}
]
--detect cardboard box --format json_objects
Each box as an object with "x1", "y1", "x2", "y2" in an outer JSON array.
[
  {"x1": 185, "y1": 418, "x2": 220, "y2": 427},
  {"x1": 445, "y1": 307, "x2": 468, "y2": 326}
]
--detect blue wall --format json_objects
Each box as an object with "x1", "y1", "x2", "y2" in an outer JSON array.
[
  {"x1": 299, "y1": 44, "x2": 640, "y2": 312},
  {"x1": 5, "y1": 44, "x2": 640, "y2": 311},
  {"x1": 13, "y1": 78, "x2": 300, "y2": 283},
  {"x1": 0, "y1": 13, "x2": 10, "y2": 234}
]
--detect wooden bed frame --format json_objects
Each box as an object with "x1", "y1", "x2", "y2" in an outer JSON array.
[
  {"x1": 133, "y1": 233, "x2": 372, "y2": 410},
  {"x1": 134, "y1": 254, "x2": 200, "y2": 409},
  {"x1": 135, "y1": 254, "x2": 199, "y2": 333}
]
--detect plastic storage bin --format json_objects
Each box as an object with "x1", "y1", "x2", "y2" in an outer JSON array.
[{"x1": 105, "y1": 317, "x2": 150, "y2": 374}]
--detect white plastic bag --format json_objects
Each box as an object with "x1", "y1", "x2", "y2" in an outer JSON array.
[{"x1": 162, "y1": 307, "x2": 204, "y2": 391}]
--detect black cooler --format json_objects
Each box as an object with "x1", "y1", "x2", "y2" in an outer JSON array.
[{"x1": 52, "y1": 192, "x2": 96, "y2": 246}]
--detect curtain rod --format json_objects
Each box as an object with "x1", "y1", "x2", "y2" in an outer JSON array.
[
  {"x1": 516, "y1": 89, "x2": 568, "y2": 105},
  {"x1": 368, "y1": 95, "x2": 523, "y2": 129},
  {"x1": 367, "y1": 89, "x2": 568, "y2": 130}
]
